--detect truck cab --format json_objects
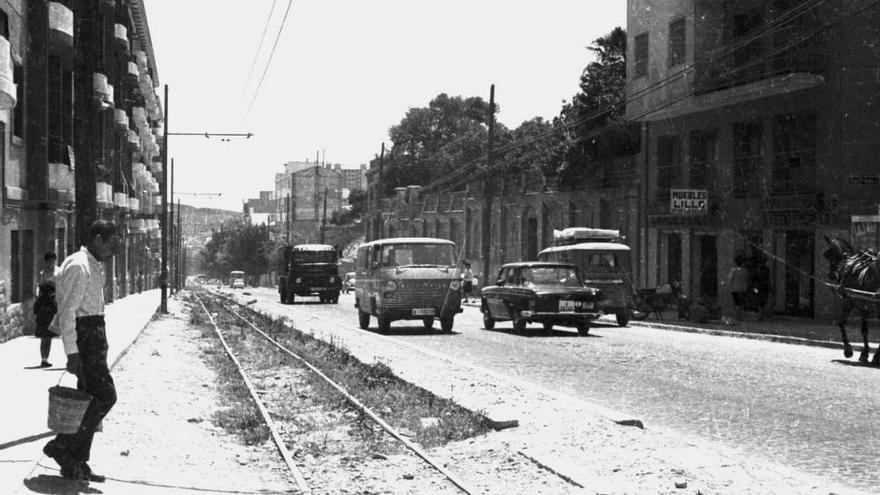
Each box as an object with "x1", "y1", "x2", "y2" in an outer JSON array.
[{"x1": 278, "y1": 244, "x2": 341, "y2": 304}]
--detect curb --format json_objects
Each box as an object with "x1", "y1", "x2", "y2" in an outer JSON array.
[{"x1": 627, "y1": 319, "x2": 850, "y2": 351}]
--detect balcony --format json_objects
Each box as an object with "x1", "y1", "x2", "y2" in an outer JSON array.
[
  {"x1": 48, "y1": 2, "x2": 74, "y2": 55},
  {"x1": 695, "y1": 23, "x2": 825, "y2": 94}
]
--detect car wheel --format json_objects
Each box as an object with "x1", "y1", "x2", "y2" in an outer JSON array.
[
  {"x1": 511, "y1": 309, "x2": 527, "y2": 334},
  {"x1": 440, "y1": 317, "x2": 454, "y2": 333},
  {"x1": 542, "y1": 322, "x2": 554, "y2": 332},
  {"x1": 288, "y1": 294, "x2": 295, "y2": 304},
  {"x1": 422, "y1": 317, "x2": 434, "y2": 328},
  {"x1": 331, "y1": 293, "x2": 339, "y2": 304},
  {"x1": 377, "y1": 315, "x2": 391, "y2": 334},
  {"x1": 616, "y1": 312, "x2": 630, "y2": 327},
  {"x1": 577, "y1": 321, "x2": 590, "y2": 336},
  {"x1": 358, "y1": 309, "x2": 370, "y2": 330},
  {"x1": 279, "y1": 290, "x2": 287, "y2": 304},
  {"x1": 482, "y1": 311, "x2": 495, "y2": 330}
]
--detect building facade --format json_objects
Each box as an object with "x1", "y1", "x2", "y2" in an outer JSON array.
[
  {"x1": 0, "y1": 0, "x2": 164, "y2": 340},
  {"x1": 364, "y1": 156, "x2": 642, "y2": 287},
  {"x1": 627, "y1": 0, "x2": 880, "y2": 318},
  {"x1": 274, "y1": 162, "x2": 345, "y2": 242}
]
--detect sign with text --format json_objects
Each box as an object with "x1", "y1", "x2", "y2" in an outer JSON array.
[
  {"x1": 670, "y1": 189, "x2": 708, "y2": 215},
  {"x1": 851, "y1": 214, "x2": 880, "y2": 252}
]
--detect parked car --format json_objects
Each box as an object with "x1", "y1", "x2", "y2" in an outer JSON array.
[
  {"x1": 342, "y1": 272, "x2": 356, "y2": 293},
  {"x1": 480, "y1": 262, "x2": 604, "y2": 335}
]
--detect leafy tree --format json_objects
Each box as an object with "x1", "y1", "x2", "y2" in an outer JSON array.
[
  {"x1": 382, "y1": 93, "x2": 494, "y2": 194},
  {"x1": 199, "y1": 218, "x2": 271, "y2": 284},
  {"x1": 553, "y1": 27, "x2": 638, "y2": 184}
]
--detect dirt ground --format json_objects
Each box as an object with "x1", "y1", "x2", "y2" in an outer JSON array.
[{"x1": 77, "y1": 294, "x2": 861, "y2": 495}]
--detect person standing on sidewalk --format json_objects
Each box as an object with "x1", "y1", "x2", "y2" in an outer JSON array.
[
  {"x1": 43, "y1": 220, "x2": 120, "y2": 482},
  {"x1": 34, "y1": 251, "x2": 60, "y2": 367},
  {"x1": 725, "y1": 255, "x2": 749, "y2": 324}
]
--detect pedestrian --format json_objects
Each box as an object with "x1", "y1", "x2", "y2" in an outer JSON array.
[
  {"x1": 750, "y1": 252, "x2": 772, "y2": 320},
  {"x1": 33, "y1": 251, "x2": 61, "y2": 367},
  {"x1": 43, "y1": 220, "x2": 120, "y2": 482},
  {"x1": 725, "y1": 254, "x2": 749, "y2": 324},
  {"x1": 461, "y1": 261, "x2": 475, "y2": 303},
  {"x1": 136, "y1": 271, "x2": 144, "y2": 293}
]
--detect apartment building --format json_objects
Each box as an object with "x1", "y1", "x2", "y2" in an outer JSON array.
[
  {"x1": 0, "y1": 0, "x2": 164, "y2": 339},
  {"x1": 626, "y1": 0, "x2": 880, "y2": 318}
]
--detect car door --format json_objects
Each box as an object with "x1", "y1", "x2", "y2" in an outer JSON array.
[{"x1": 485, "y1": 267, "x2": 509, "y2": 319}]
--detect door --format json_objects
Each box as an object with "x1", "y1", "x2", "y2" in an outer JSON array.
[
  {"x1": 667, "y1": 233, "x2": 682, "y2": 285},
  {"x1": 699, "y1": 235, "x2": 718, "y2": 301},
  {"x1": 784, "y1": 230, "x2": 814, "y2": 317}
]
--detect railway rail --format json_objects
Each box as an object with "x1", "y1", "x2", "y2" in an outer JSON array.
[{"x1": 193, "y1": 291, "x2": 477, "y2": 495}]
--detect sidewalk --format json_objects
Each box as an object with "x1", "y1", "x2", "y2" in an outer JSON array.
[{"x1": 0, "y1": 290, "x2": 160, "y2": 494}]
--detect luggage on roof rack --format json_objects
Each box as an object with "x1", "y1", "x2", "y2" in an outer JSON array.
[{"x1": 552, "y1": 228, "x2": 623, "y2": 245}]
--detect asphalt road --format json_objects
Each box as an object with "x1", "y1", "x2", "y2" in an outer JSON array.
[{"x1": 239, "y1": 288, "x2": 879, "y2": 492}]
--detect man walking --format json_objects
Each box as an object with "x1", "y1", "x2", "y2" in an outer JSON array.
[
  {"x1": 43, "y1": 220, "x2": 120, "y2": 482},
  {"x1": 34, "y1": 251, "x2": 60, "y2": 367}
]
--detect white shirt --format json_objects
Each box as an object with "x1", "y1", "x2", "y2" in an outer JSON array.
[{"x1": 56, "y1": 247, "x2": 106, "y2": 355}]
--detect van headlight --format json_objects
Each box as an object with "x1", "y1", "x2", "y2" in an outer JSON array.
[
  {"x1": 295, "y1": 277, "x2": 302, "y2": 284},
  {"x1": 384, "y1": 281, "x2": 398, "y2": 292},
  {"x1": 329, "y1": 276, "x2": 336, "y2": 283},
  {"x1": 449, "y1": 280, "x2": 461, "y2": 290}
]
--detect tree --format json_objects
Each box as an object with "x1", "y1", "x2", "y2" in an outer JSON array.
[
  {"x1": 199, "y1": 218, "x2": 271, "y2": 284},
  {"x1": 554, "y1": 27, "x2": 638, "y2": 184},
  {"x1": 382, "y1": 93, "x2": 494, "y2": 194}
]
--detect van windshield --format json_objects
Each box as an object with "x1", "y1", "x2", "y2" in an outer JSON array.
[{"x1": 379, "y1": 243, "x2": 455, "y2": 267}]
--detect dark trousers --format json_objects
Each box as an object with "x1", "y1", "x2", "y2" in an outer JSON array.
[{"x1": 52, "y1": 315, "x2": 116, "y2": 462}]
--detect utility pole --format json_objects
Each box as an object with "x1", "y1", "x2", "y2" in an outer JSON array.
[
  {"x1": 285, "y1": 193, "x2": 291, "y2": 244},
  {"x1": 376, "y1": 142, "x2": 384, "y2": 240},
  {"x1": 160, "y1": 84, "x2": 169, "y2": 313},
  {"x1": 320, "y1": 187, "x2": 328, "y2": 243},
  {"x1": 176, "y1": 198, "x2": 181, "y2": 290},
  {"x1": 481, "y1": 84, "x2": 495, "y2": 287},
  {"x1": 169, "y1": 158, "x2": 174, "y2": 294}
]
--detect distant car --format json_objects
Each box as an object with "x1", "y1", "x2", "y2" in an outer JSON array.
[
  {"x1": 231, "y1": 279, "x2": 245, "y2": 289},
  {"x1": 480, "y1": 262, "x2": 604, "y2": 335},
  {"x1": 342, "y1": 272, "x2": 356, "y2": 293}
]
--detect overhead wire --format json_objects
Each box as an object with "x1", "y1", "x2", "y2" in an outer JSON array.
[
  {"x1": 244, "y1": 0, "x2": 294, "y2": 120},
  {"x1": 240, "y1": 0, "x2": 279, "y2": 106},
  {"x1": 418, "y1": 0, "x2": 847, "y2": 194}
]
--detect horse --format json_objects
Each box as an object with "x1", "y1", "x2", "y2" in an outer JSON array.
[{"x1": 822, "y1": 235, "x2": 880, "y2": 365}]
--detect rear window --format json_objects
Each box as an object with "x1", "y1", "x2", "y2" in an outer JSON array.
[
  {"x1": 294, "y1": 250, "x2": 337, "y2": 263},
  {"x1": 587, "y1": 253, "x2": 619, "y2": 271},
  {"x1": 520, "y1": 266, "x2": 582, "y2": 287}
]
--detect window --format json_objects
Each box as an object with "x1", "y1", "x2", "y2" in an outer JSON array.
[
  {"x1": 668, "y1": 18, "x2": 686, "y2": 67},
  {"x1": 772, "y1": 112, "x2": 816, "y2": 193},
  {"x1": 656, "y1": 135, "x2": 681, "y2": 203},
  {"x1": 10, "y1": 229, "x2": 34, "y2": 304},
  {"x1": 689, "y1": 130, "x2": 716, "y2": 189},
  {"x1": 634, "y1": 33, "x2": 649, "y2": 77},
  {"x1": 12, "y1": 63, "x2": 22, "y2": 138},
  {"x1": 0, "y1": 9, "x2": 8, "y2": 39},
  {"x1": 733, "y1": 121, "x2": 763, "y2": 197}
]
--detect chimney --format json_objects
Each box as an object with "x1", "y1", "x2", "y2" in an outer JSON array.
[
  {"x1": 395, "y1": 186, "x2": 407, "y2": 205},
  {"x1": 406, "y1": 185, "x2": 422, "y2": 204}
]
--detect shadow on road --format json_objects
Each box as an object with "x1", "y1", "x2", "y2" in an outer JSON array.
[
  {"x1": 480, "y1": 327, "x2": 602, "y2": 339},
  {"x1": 831, "y1": 359, "x2": 880, "y2": 369},
  {"x1": 23, "y1": 474, "x2": 102, "y2": 495}
]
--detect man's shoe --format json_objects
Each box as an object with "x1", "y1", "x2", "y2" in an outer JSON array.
[
  {"x1": 39, "y1": 361, "x2": 52, "y2": 368},
  {"x1": 42, "y1": 440, "x2": 67, "y2": 462},
  {"x1": 79, "y1": 462, "x2": 106, "y2": 483}
]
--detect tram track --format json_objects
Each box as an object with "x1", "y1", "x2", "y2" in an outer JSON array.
[{"x1": 193, "y1": 291, "x2": 480, "y2": 495}]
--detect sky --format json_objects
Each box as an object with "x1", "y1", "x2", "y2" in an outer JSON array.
[{"x1": 144, "y1": 1, "x2": 626, "y2": 211}]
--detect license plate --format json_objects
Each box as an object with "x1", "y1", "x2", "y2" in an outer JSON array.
[
  {"x1": 310, "y1": 287, "x2": 327, "y2": 291},
  {"x1": 412, "y1": 308, "x2": 435, "y2": 316},
  {"x1": 558, "y1": 300, "x2": 593, "y2": 311},
  {"x1": 559, "y1": 300, "x2": 576, "y2": 312}
]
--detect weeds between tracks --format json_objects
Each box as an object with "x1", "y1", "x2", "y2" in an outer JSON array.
[{"x1": 188, "y1": 292, "x2": 492, "y2": 457}]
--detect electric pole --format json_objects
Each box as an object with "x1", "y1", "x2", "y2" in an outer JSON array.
[
  {"x1": 376, "y1": 142, "x2": 384, "y2": 240},
  {"x1": 320, "y1": 187, "x2": 328, "y2": 244},
  {"x1": 481, "y1": 84, "x2": 495, "y2": 288},
  {"x1": 286, "y1": 193, "x2": 291, "y2": 244}
]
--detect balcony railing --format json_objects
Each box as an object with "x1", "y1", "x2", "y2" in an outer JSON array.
[{"x1": 695, "y1": 23, "x2": 825, "y2": 94}]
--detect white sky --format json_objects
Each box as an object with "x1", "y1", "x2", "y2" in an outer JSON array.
[{"x1": 144, "y1": 1, "x2": 626, "y2": 211}]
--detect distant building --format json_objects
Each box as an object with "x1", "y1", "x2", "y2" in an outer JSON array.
[
  {"x1": 274, "y1": 163, "x2": 351, "y2": 241},
  {"x1": 243, "y1": 191, "x2": 274, "y2": 226}
]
